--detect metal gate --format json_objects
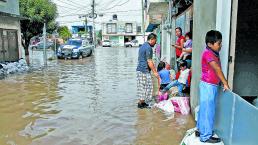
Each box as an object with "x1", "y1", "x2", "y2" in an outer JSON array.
[{"x1": 0, "y1": 29, "x2": 19, "y2": 62}]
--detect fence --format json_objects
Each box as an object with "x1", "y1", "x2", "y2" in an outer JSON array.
[{"x1": 214, "y1": 89, "x2": 258, "y2": 145}]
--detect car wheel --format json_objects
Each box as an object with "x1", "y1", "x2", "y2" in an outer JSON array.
[
  {"x1": 48, "y1": 46, "x2": 53, "y2": 50},
  {"x1": 129, "y1": 45, "x2": 132, "y2": 47}
]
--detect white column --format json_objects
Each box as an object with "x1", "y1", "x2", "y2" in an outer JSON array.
[{"x1": 216, "y1": 0, "x2": 232, "y2": 78}]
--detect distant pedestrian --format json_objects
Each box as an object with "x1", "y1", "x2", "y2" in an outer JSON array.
[
  {"x1": 136, "y1": 33, "x2": 159, "y2": 109},
  {"x1": 172, "y1": 27, "x2": 185, "y2": 58},
  {"x1": 196, "y1": 30, "x2": 230, "y2": 143},
  {"x1": 178, "y1": 32, "x2": 192, "y2": 61}
]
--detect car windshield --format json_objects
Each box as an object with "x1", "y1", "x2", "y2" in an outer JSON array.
[{"x1": 67, "y1": 40, "x2": 82, "y2": 46}]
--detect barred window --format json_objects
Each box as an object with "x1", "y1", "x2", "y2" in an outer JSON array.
[
  {"x1": 125, "y1": 23, "x2": 133, "y2": 33},
  {"x1": 107, "y1": 23, "x2": 117, "y2": 34}
]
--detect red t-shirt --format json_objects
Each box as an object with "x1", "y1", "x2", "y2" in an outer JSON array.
[
  {"x1": 201, "y1": 48, "x2": 221, "y2": 85},
  {"x1": 176, "y1": 35, "x2": 185, "y2": 58}
]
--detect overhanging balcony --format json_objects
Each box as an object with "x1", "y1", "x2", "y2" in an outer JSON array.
[
  {"x1": 145, "y1": 0, "x2": 169, "y2": 25},
  {"x1": 147, "y1": 0, "x2": 169, "y2": 16}
]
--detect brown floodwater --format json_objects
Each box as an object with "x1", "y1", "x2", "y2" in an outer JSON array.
[{"x1": 0, "y1": 47, "x2": 194, "y2": 145}]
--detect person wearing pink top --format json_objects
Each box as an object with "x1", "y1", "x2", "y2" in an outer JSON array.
[{"x1": 196, "y1": 30, "x2": 230, "y2": 143}]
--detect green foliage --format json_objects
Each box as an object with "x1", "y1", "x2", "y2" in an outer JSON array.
[
  {"x1": 97, "y1": 30, "x2": 102, "y2": 39},
  {"x1": 57, "y1": 26, "x2": 72, "y2": 41},
  {"x1": 19, "y1": 0, "x2": 58, "y2": 55},
  {"x1": 77, "y1": 31, "x2": 87, "y2": 37}
]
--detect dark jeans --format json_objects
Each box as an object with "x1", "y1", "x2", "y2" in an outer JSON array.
[{"x1": 160, "y1": 83, "x2": 169, "y2": 90}]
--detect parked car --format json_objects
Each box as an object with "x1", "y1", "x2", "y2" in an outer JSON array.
[
  {"x1": 125, "y1": 39, "x2": 141, "y2": 47},
  {"x1": 29, "y1": 41, "x2": 54, "y2": 49},
  {"x1": 102, "y1": 40, "x2": 111, "y2": 47},
  {"x1": 57, "y1": 39, "x2": 93, "y2": 59}
]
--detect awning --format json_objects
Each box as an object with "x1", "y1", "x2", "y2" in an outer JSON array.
[{"x1": 145, "y1": 23, "x2": 159, "y2": 32}]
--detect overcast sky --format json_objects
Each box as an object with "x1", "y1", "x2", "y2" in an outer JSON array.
[{"x1": 53, "y1": 0, "x2": 143, "y2": 30}]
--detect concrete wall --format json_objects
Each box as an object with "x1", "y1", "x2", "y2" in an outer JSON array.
[
  {"x1": 214, "y1": 88, "x2": 258, "y2": 145},
  {"x1": 0, "y1": 0, "x2": 19, "y2": 15},
  {"x1": 216, "y1": 0, "x2": 232, "y2": 79},
  {"x1": 0, "y1": 16, "x2": 22, "y2": 59},
  {"x1": 191, "y1": 0, "x2": 217, "y2": 113}
]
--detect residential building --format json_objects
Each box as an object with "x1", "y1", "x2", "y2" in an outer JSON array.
[
  {"x1": 0, "y1": 0, "x2": 22, "y2": 62},
  {"x1": 71, "y1": 25, "x2": 92, "y2": 38},
  {"x1": 145, "y1": 0, "x2": 258, "y2": 144},
  {"x1": 102, "y1": 18, "x2": 144, "y2": 46}
]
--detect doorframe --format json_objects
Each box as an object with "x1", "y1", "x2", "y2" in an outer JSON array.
[{"x1": 227, "y1": 0, "x2": 238, "y2": 89}]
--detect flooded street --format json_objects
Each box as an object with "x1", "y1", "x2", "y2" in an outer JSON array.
[{"x1": 0, "y1": 47, "x2": 194, "y2": 145}]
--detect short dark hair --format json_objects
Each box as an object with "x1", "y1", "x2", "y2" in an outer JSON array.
[
  {"x1": 205, "y1": 30, "x2": 222, "y2": 45},
  {"x1": 175, "y1": 27, "x2": 182, "y2": 33},
  {"x1": 179, "y1": 60, "x2": 187, "y2": 68},
  {"x1": 147, "y1": 33, "x2": 157, "y2": 41},
  {"x1": 157, "y1": 61, "x2": 166, "y2": 72},
  {"x1": 185, "y1": 32, "x2": 192, "y2": 39}
]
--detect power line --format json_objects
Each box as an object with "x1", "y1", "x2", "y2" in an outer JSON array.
[
  {"x1": 96, "y1": 0, "x2": 121, "y2": 11},
  {"x1": 58, "y1": 9, "x2": 141, "y2": 17},
  {"x1": 101, "y1": 0, "x2": 130, "y2": 11},
  {"x1": 65, "y1": 0, "x2": 90, "y2": 7}
]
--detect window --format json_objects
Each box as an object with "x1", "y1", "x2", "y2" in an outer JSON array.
[
  {"x1": 107, "y1": 23, "x2": 117, "y2": 34},
  {"x1": 137, "y1": 26, "x2": 141, "y2": 33},
  {"x1": 125, "y1": 23, "x2": 133, "y2": 33}
]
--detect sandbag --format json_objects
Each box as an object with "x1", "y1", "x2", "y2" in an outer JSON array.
[
  {"x1": 154, "y1": 99, "x2": 174, "y2": 114},
  {"x1": 171, "y1": 97, "x2": 190, "y2": 115},
  {"x1": 180, "y1": 128, "x2": 224, "y2": 145}
]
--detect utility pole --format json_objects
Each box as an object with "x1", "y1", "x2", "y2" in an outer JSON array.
[
  {"x1": 92, "y1": 0, "x2": 95, "y2": 48},
  {"x1": 85, "y1": 17, "x2": 88, "y2": 36},
  {"x1": 43, "y1": 23, "x2": 47, "y2": 66},
  {"x1": 141, "y1": 0, "x2": 145, "y2": 42}
]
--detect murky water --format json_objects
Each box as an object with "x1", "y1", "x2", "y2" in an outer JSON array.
[{"x1": 0, "y1": 47, "x2": 194, "y2": 145}]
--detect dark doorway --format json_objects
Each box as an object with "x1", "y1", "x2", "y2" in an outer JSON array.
[{"x1": 233, "y1": 0, "x2": 258, "y2": 97}]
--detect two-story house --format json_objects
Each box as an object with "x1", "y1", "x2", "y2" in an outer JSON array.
[
  {"x1": 0, "y1": 0, "x2": 22, "y2": 62},
  {"x1": 102, "y1": 18, "x2": 143, "y2": 47}
]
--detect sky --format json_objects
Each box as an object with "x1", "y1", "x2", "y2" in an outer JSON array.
[{"x1": 53, "y1": 0, "x2": 143, "y2": 30}]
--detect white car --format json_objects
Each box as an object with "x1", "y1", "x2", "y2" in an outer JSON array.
[
  {"x1": 102, "y1": 40, "x2": 111, "y2": 47},
  {"x1": 125, "y1": 39, "x2": 142, "y2": 47}
]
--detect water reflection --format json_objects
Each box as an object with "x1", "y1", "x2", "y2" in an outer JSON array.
[{"x1": 0, "y1": 47, "x2": 194, "y2": 145}]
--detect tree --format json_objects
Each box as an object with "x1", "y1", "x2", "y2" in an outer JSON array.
[
  {"x1": 19, "y1": 0, "x2": 58, "y2": 56},
  {"x1": 57, "y1": 26, "x2": 72, "y2": 41},
  {"x1": 97, "y1": 30, "x2": 102, "y2": 40}
]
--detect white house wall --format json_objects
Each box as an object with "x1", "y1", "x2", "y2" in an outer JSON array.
[{"x1": 216, "y1": 0, "x2": 232, "y2": 79}]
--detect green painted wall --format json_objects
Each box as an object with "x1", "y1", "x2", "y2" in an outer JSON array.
[{"x1": 0, "y1": 0, "x2": 19, "y2": 15}]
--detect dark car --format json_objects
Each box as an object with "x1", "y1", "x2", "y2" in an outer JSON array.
[
  {"x1": 57, "y1": 39, "x2": 93, "y2": 59},
  {"x1": 29, "y1": 41, "x2": 54, "y2": 49}
]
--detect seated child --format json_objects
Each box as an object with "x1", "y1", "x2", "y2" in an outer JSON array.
[
  {"x1": 157, "y1": 61, "x2": 173, "y2": 101},
  {"x1": 161, "y1": 60, "x2": 190, "y2": 96},
  {"x1": 157, "y1": 61, "x2": 173, "y2": 90}
]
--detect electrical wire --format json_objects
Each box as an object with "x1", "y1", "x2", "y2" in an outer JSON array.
[
  {"x1": 58, "y1": 9, "x2": 141, "y2": 18},
  {"x1": 101, "y1": 0, "x2": 130, "y2": 11}
]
